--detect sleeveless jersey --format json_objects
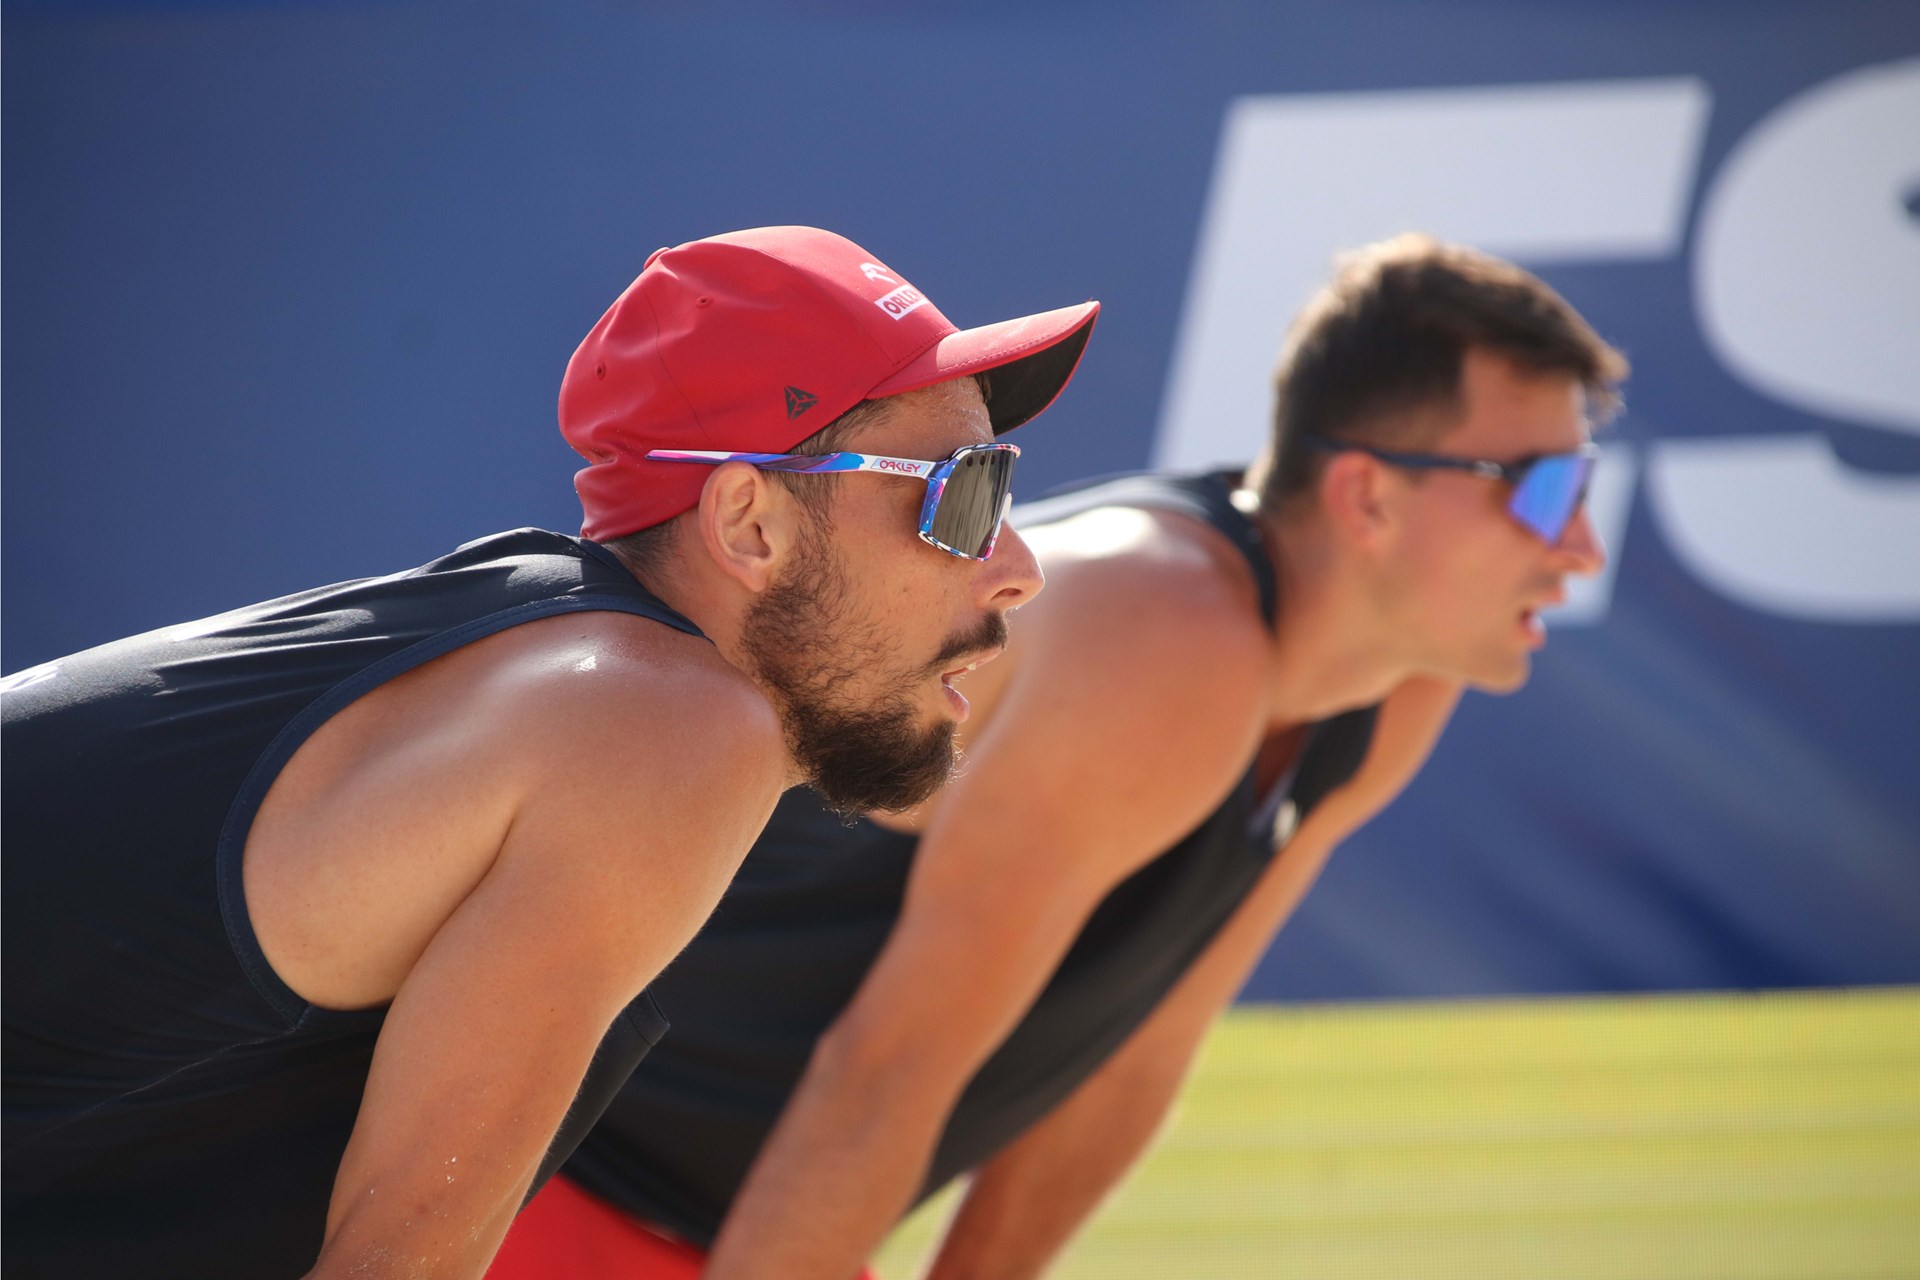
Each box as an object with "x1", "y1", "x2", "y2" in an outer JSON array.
[
  {"x1": 563, "y1": 471, "x2": 1380, "y2": 1245},
  {"x1": 2, "y1": 529, "x2": 699, "y2": 1279}
]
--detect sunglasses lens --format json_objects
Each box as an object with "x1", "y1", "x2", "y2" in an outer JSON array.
[
  {"x1": 1510, "y1": 451, "x2": 1596, "y2": 542},
  {"x1": 926, "y1": 446, "x2": 1018, "y2": 559}
]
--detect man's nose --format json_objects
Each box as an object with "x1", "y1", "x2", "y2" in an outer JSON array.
[
  {"x1": 981, "y1": 522, "x2": 1045, "y2": 608},
  {"x1": 1555, "y1": 505, "x2": 1607, "y2": 576}
]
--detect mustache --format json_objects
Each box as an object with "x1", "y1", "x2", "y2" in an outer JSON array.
[{"x1": 929, "y1": 611, "x2": 1009, "y2": 672}]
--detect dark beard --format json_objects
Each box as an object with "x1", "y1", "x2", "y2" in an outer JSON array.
[{"x1": 740, "y1": 538, "x2": 963, "y2": 817}]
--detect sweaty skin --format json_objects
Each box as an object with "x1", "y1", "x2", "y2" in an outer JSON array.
[{"x1": 699, "y1": 351, "x2": 1607, "y2": 1280}]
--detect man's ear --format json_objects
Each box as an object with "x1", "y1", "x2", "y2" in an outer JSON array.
[
  {"x1": 694, "y1": 462, "x2": 802, "y2": 592},
  {"x1": 1317, "y1": 450, "x2": 1393, "y2": 549}
]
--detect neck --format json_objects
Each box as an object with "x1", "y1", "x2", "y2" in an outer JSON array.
[
  {"x1": 1257, "y1": 506, "x2": 1414, "y2": 724},
  {"x1": 651, "y1": 559, "x2": 753, "y2": 659},
  {"x1": 607, "y1": 541, "x2": 784, "y2": 744}
]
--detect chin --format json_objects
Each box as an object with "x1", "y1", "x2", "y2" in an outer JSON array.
[{"x1": 1466, "y1": 655, "x2": 1532, "y2": 695}]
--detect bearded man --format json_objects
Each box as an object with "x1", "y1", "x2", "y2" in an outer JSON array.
[{"x1": 1, "y1": 226, "x2": 1097, "y2": 1280}]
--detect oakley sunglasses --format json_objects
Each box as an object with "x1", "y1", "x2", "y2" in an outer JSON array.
[
  {"x1": 645, "y1": 441, "x2": 1020, "y2": 560},
  {"x1": 1301, "y1": 433, "x2": 1599, "y2": 544}
]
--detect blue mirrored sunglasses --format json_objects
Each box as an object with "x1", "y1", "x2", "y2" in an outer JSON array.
[
  {"x1": 645, "y1": 441, "x2": 1020, "y2": 560},
  {"x1": 1300, "y1": 433, "x2": 1599, "y2": 543}
]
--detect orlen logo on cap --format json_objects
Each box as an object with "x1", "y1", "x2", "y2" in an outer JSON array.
[{"x1": 875, "y1": 285, "x2": 927, "y2": 321}]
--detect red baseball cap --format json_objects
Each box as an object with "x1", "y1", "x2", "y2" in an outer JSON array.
[{"x1": 559, "y1": 226, "x2": 1100, "y2": 541}]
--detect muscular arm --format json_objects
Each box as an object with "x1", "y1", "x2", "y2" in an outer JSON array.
[
  {"x1": 285, "y1": 635, "x2": 784, "y2": 1280},
  {"x1": 919, "y1": 676, "x2": 1462, "y2": 1280},
  {"x1": 700, "y1": 556, "x2": 1276, "y2": 1280}
]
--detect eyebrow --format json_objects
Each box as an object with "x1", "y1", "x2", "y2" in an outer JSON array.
[{"x1": 1497, "y1": 432, "x2": 1597, "y2": 470}]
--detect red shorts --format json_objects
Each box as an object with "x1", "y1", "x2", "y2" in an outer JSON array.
[{"x1": 487, "y1": 1174, "x2": 878, "y2": 1280}]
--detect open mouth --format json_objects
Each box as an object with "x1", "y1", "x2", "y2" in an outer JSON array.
[
  {"x1": 935, "y1": 647, "x2": 1004, "y2": 720},
  {"x1": 1518, "y1": 591, "x2": 1566, "y2": 646},
  {"x1": 939, "y1": 648, "x2": 1003, "y2": 688}
]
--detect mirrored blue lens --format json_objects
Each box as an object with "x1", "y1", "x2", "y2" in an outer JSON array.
[
  {"x1": 921, "y1": 444, "x2": 1019, "y2": 559},
  {"x1": 1509, "y1": 450, "x2": 1597, "y2": 542}
]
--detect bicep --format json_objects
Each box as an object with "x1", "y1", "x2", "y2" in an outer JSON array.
[
  {"x1": 318, "y1": 686, "x2": 783, "y2": 1262},
  {"x1": 332, "y1": 847, "x2": 641, "y2": 1203},
  {"x1": 1301, "y1": 675, "x2": 1462, "y2": 840},
  {"x1": 1163, "y1": 675, "x2": 1466, "y2": 1019},
  {"x1": 309, "y1": 839, "x2": 660, "y2": 1274}
]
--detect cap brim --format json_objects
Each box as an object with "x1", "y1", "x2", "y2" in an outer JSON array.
[{"x1": 868, "y1": 301, "x2": 1099, "y2": 434}]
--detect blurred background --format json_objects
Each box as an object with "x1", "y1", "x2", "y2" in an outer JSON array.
[{"x1": 5, "y1": 2, "x2": 1917, "y2": 1275}]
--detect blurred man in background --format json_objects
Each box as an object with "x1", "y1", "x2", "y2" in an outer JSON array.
[
  {"x1": 1, "y1": 225, "x2": 1097, "y2": 1279},
  {"x1": 487, "y1": 234, "x2": 1627, "y2": 1280}
]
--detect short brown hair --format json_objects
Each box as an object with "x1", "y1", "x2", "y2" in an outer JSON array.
[{"x1": 1246, "y1": 234, "x2": 1627, "y2": 510}]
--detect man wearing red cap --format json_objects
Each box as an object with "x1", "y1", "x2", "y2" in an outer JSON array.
[
  {"x1": 486, "y1": 235, "x2": 1626, "y2": 1280},
  {"x1": 0, "y1": 227, "x2": 1097, "y2": 1279}
]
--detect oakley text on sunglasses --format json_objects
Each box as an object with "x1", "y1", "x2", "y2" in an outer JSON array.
[
  {"x1": 1300, "y1": 433, "x2": 1599, "y2": 544},
  {"x1": 644, "y1": 442, "x2": 1021, "y2": 560}
]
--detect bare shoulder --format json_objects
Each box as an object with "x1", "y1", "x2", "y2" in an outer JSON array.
[
  {"x1": 1015, "y1": 502, "x2": 1273, "y2": 695},
  {"x1": 469, "y1": 612, "x2": 790, "y2": 979},
  {"x1": 467, "y1": 609, "x2": 789, "y2": 812},
  {"x1": 245, "y1": 607, "x2": 786, "y2": 1007},
  {"x1": 919, "y1": 507, "x2": 1277, "y2": 889}
]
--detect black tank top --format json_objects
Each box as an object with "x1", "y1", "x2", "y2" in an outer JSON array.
[
  {"x1": 2, "y1": 529, "x2": 698, "y2": 1280},
  {"x1": 564, "y1": 472, "x2": 1379, "y2": 1245}
]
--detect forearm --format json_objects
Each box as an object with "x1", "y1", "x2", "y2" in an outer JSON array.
[
  {"x1": 305, "y1": 1178, "x2": 525, "y2": 1280},
  {"x1": 703, "y1": 1035, "x2": 958, "y2": 1280},
  {"x1": 921, "y1": 1037, "x2": 1195, "y2": 1280},
  {"x1": 917, "y1": 742, "x2": 1432, "y2": 1280},
  {"x1": 303, "y1": 1023, "x2": 594, "y2": 1280}
]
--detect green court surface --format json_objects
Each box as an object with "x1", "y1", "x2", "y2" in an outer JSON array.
[{"x1": 875, "y1": 987, "x2": 1920, "y2": 1279}]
